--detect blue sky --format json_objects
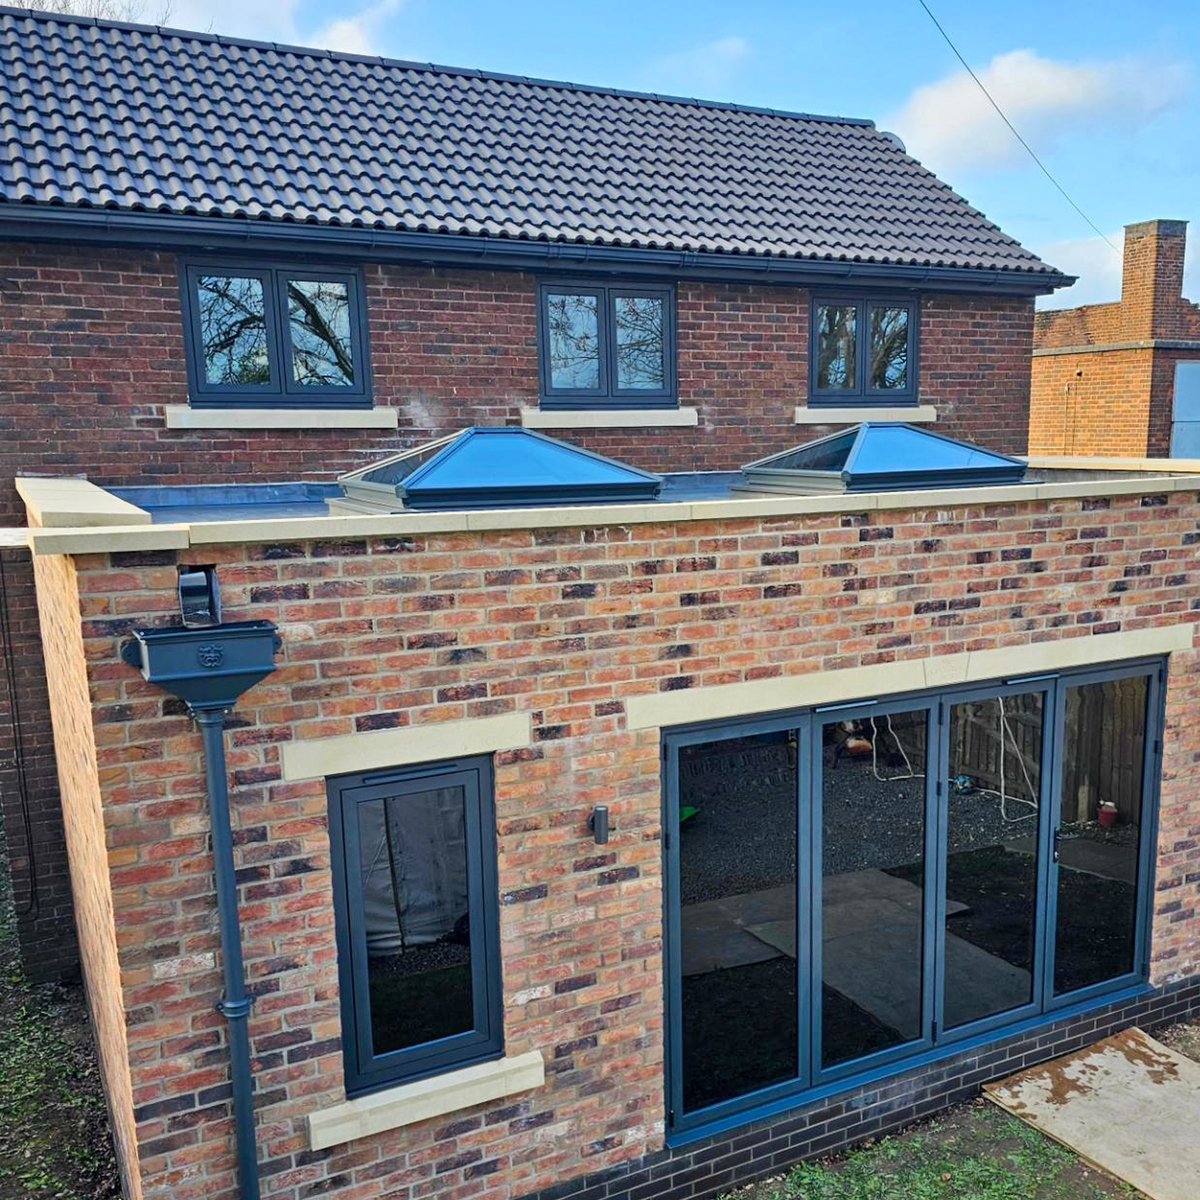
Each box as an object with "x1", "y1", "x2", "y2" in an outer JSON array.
[{"x1": 166, "y1": 0, "x2": 1200, "y2": 308}]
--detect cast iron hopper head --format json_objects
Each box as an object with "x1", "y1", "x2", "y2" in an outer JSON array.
[{"x1": 121, "y1": 620, "x2": 281, "y2": 712}]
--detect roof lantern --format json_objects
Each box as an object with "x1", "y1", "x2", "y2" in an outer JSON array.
[
  {"x1": 738, "y1": 423, "x2": 1028, "y2": 495},
  {"x1": 335, "y1": 427, "x2": 663, "y2": 512}
]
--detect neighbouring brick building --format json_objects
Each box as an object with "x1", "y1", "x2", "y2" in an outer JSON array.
[
  {"x1": 8, "y1": 11, "x2": 1200, "y2": 1200},
  {"x1": 1030, "y1": 219, "x2": 1200, "y2": 457}
]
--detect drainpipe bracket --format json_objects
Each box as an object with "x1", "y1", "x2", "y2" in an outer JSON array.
[{"x1": 216, "y1": 995, "x2": 254, "y2": 1020}]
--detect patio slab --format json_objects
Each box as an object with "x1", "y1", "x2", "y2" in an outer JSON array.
[{"x1": 985, "y1": 1028, "x2": 1200, "y2": 1200}]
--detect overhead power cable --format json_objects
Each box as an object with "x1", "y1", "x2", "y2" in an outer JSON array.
[{"x1": 916, "y1": 0, "x2": 1119, "y2": 254}]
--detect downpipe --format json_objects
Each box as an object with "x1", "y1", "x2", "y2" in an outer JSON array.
[
  {"x1": 195, "y1": 708, "x2": 260, "y2": 1200},
  {"x1": 121, "y1": 617, "x2": 281, "y2": 1200}
]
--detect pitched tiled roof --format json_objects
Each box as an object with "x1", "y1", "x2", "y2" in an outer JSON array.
[{"x1": 0, "y1": 8, "x2": 1064, "y2": 281}]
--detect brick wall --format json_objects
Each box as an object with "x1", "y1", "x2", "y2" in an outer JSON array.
[
  {"x1": 0, "y1": 241, "x2": 1037, "y2": 528},
  {"x1": 41, "y1": 485, "x2": 1200, "y2": 1200},
  {"x1": 1029, "y1": 347, "x2": 1155, "y2": 456},
  {"x1": 0, "y1": 548, "x2": 77, "y2": 981},
  {"x1": 1030, "y1": 220, "x2": 1200, "y2": 457},
  {"x1": 0, "y1": 239, "x2": 1035, "y2": 978}
]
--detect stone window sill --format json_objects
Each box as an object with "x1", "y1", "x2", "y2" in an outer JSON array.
[
  {"x1": 521, "y1": 407, "x2": 699, "y2": 430},
  {"x1": 164, "y1": 405, "x2": 399, "y2": 430},
  {"x1": 307, "y1": 1050, "x2": 545, "y2": 1151},
  {"x1": 794, "y1": 404, "x2": 937, "y2": 424}
]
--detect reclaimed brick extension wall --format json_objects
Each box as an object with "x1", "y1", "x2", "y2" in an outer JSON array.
[
  {"x1": 42, "y1": 485, "x2": 1200, "y2": 1200},
  {"x1": 0, "y1": 239, "x2": 1034, "y2": 979}
]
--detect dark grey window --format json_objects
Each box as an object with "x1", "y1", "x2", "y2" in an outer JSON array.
[
  {"x1": 665, "y1": 659, "x2": 1163, "y2": 1135},
  {"x1": 182, "y1": 263, "x2": 370, "y2": 408},
  {"x1": 328, "y1": 756, "x2": 501, "y2": 1095},
  {"x1": 538, "y1": 282, "x2": 675, "y2": 407},
  {"x1": 811, "y1": 296, "x2": 917, "y2": 403}
]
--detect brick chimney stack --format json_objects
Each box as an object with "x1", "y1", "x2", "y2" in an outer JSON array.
[{"x1": 1121, "y1": 218, "x2": 1188, "y2": 341}]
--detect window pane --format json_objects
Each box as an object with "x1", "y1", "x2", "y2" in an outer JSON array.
[
  {"x1": 679, "y1": 732, "x2": 798, "y2": 1112},
  {"x1": 287, "y1": 278, "x2": 355, "y2": 387},
  {"x1": 614, "y1": 294, "x2": 666, "y2": 390},
  {"x1": 356, "y1": 785, "x2": 474, "y2": 1055},
  {"x1": 196, "y1": 274, "x2": 271, "y2": 385},
  {"x1": 816, "y1": 304, "x2": 856, "y2": 390},
  {"x1": 945, "y1": 693, "x2": 1044, "y2": 1029},
  {"x1": 1054, "y1": 675, "x2": 1149, "y2": 995},
  {"x1": 545, "y1": 292, "x2": 601, "y2": 389},
  {"x1": 869, "y1": 305, "x2": 909, "y2": 390},
  {"x1": 820, "y1": 710, "x2": 928, "y2": 1068}
]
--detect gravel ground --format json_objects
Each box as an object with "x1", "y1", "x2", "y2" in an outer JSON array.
[{"x1": 678, "y1": 732, "x2": 1043, "y2": 905}]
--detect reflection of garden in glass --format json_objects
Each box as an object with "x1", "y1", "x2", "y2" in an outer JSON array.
[
  {"x1": 357, "y1": 786, "x2": 476, "y2": 1056},
  {"x1": 869, "y1": 305, "x2": 909, "y2": 390}
]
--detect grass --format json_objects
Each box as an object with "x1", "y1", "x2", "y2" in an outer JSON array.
[
  {"x1": 730, "y1": 1102, "x2": 1135, "y2": 1200},
  {"x1": 0, "y1": 828, "x2": 119, "y2": 1200}
]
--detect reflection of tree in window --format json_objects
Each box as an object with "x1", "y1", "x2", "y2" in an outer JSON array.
[
  {"x1": 615, "y1": 295, "x2": 665, "y2": 389},
  {"x1": 287, "y1": 279, "x2": 355, "y2": 386},
  {"x1": 817, "y1": 305, "x2": 856, "y2": 390},
  {"x1": 546, "y1": 293, "x2": 600, "y2": 389},
  {"x1": 198, "y1": 275, "x2": 271, "y2": 385},
  {"x1": 869, "y1": 306, "x2": 909, "y2": 390}
]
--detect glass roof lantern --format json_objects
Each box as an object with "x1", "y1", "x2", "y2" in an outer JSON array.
[
  {"x1": 336, "y1": 427, "x2": 663, "y2": 512},
  {"x1": 739, "y1": 423, "x2": 1028, "y2": 495}
]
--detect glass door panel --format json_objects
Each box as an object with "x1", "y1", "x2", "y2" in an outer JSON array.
[
  {"x1": 943, "y1": 693, "x2": 1045, "y2": 1030},
  {"x1": 1053, "y1": 674, "x2": 1150, "y2": 996},
  {"x1": 819, "y1": 708, "x2": 930, "y2": 1069},
  {"x1": 677, "y1": 730, "x2": 799, "y2": 1113}
]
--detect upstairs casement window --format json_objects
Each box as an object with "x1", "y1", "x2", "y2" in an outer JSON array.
[
  {"x1": 538, "y1": 282, "x2": 676, "y2": 408},
  {"x1": 810, "y1": 296, "x2": 918, "y2": 404},
  {"x1": 182, "y1": 263, "x2": 371, "y2": 407}
]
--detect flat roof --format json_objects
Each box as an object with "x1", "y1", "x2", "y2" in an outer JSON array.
[{"x1": 15, "y1": 457, "x2": 1200, "y2": 557}]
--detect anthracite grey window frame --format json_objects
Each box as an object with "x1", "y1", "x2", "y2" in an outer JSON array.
[
  {"x1": 809, "y1": 294, "x2": 919, "y2": 405},
  {"x1": 327, "y1": 755, "x2": 502, "y2": 1096},
  {"x1": 537, "y1": 280, "x2": 677, "y2": 409},
  {"x1": 181, "y1": 260, "x2": 372, "y2": 409},
  {"x1": 663, "y1": 657, "x2": 1165, "y2": 1141}
]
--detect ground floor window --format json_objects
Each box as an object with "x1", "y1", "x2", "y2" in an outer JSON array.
[
  {"x1": 328, "y1": 755, "x2": 502, "y2": 1095},
  {"x1": 664, "y1": 661, "x2": 1163, "y2": 1132}
]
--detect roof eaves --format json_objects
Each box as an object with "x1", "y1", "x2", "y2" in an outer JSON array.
[{"x1": 0, "y1": 204, "x2": 1077, "y2": 294}]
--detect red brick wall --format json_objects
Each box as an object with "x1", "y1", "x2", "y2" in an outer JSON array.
[
  {"x1": 1030, "y1": 220, "x2": 1200, "y2": 457},
  {"x1": 0, "y1": 239, "x2": 1033, "y2": 982},
  {"x1": 0, "y1": 241, "x2": 1036, "y2": 528},
  {"x1": 49, "y1": 488, "x2": 1200, "y2": 1200}
]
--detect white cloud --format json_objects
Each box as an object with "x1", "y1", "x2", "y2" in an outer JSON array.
[
  {"x1": 311, "y1": 0, "x2": 404, "y2": 55},
  {"x1": 642, "y1": 36, "x2": 751, "y2": 96},
  {"x1": 1036, "y1": 226, "x2": 1200, "y2": 310},
  {"x1": 1035, "y1": 231, "x2": 1125, "y2": 310},
  {"x1": 162, "y1": 0, "x2": 403, "y2": 53},
  {"x1": 887, "y1": 49, "x2": 1188, "y2": 174}
]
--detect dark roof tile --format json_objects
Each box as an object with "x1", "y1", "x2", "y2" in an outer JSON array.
[{"x1": 0, "y1": 7, "x2": 1060, "y2": 277}]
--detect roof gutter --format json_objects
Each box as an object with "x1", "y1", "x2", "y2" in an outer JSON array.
[{"x1": 0, "y1": 206, "x2": 1075, "y2": 296}]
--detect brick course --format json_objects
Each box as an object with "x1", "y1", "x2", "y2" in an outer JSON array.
[
  {"x1": 0, "y1": 239, "x2": 1035, "y2": 979},
  {"x1": 1030, "y1": 219, "x2": 1200, "y2": 457},
  {"x1": 34, "y1": 483, "x2": 1200, "y2": 1200}
]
